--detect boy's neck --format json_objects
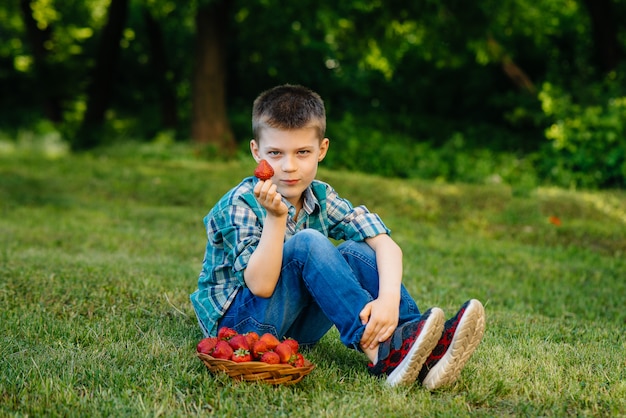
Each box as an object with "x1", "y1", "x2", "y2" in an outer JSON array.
[{"x1": 293, "y1": 196, "x2": 303, "y2": 219}]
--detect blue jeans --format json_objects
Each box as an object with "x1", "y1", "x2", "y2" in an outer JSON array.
[{"x1": 219, "y1": 229, "x2": 421, "y2": 349}]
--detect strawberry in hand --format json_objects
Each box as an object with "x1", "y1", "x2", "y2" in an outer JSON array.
[{"x1": 254, "y1": 159, "x2": 274, "y2": 180}]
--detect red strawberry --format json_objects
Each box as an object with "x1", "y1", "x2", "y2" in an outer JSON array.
[
  {"x1": 282, "y1": 337, "x2": 299, "y2": 354},
  {"x1": 259, "y1": 333, "x2": 280, "y2": 350},
  {"x1": 228, "y1": 334, "x2": 250, "y2": 351},
  {"x1": 211, "y1": 340, "x2": 234, "y2": 360},
  {"x1": 260, "y1": 351, "x2": 280, "y2": 365},
  {"x1": 274, "y1": 342, "x2": 294, "y2": 364},
  {"x1": 244, "y1": 331, "x2": 259, "y2": 347},
  {"x1": 196, "y1": 337, "x2": 218, "y2": 354},
  {"x1": 254, "y1": 159, "x2": 274, "y2": 180},
  {"x1": 251, "y1": 340, "x2": 269, "y2": 359},
  {"x1": 231, "y1": 348, "x2": 252, "y2": 363},
  {"x1": 217, "y1": 327, "x2": 237, "y2": 341},
  {"x1": 293, "y1": 352, "x2": 305, "y2": 368}
]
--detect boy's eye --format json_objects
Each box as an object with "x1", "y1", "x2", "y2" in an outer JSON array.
[{"x1": 268, "y1": 151, "x2": 280, "y2": 156}]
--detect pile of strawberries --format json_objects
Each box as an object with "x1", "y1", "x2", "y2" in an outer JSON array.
[{"x1": 197, "y1": 327, "x2": 307, "y2": 367}]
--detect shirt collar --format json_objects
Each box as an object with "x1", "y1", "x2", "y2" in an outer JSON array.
[
  {"x1": 302, "y1": 185, "x2": 321, "y2": 215},
  {"x1": 285, "y1": 185, "x2": 320, "y2": 217}
]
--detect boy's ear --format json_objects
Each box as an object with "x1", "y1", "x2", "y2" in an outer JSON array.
[
  {"x1": 250, "y1": 139, "x2": 261, "y2": 162},
  {"x1": 318, "y1": 138, "x2": 330, "y2": 162}
]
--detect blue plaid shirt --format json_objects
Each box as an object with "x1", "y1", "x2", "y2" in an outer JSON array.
[{"x1": 190, "y1": 177, "x2": 390, "y2": 336}]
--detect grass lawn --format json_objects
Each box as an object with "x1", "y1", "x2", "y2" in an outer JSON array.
[{"x1": 1, "y1": 143, "x2": 625, "y2": 417}]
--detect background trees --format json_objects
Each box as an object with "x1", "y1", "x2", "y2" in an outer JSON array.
[{"x1": 1, "y1": 0, "x2": 625, "y2": 188}]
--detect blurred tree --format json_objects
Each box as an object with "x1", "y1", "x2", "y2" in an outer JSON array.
[
  {"x1": 19, "y1": 0, "x2": 62, "y2": 122},
  {"x1": 191, "y1": 0, "x2": 235, "y2": 153},
  {"x1": 581, "y1": 0, "x2": 622, "y2": 74},
  {"x1": 75, "y1": 0, "x2": 129, "y2": 149},
  {"x1": 143, "y1": 6, "x2": 178, "y2": 130}
]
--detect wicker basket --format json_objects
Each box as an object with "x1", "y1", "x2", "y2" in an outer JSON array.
[{"x1": 197, "y1": 352, "x2": 315, "y2": 385}]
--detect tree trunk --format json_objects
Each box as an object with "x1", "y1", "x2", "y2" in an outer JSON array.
[
  {"x1": 582, "y1": 0, "x2": 621, "y2": 74},
  {"x1": 143, "y1": 8, "x2": 178, "y2": 130},
  {"x1": 75, "y1": 0, "x2": 129, "y2": 149},
  {"x1": 191, "y1": 0, "x2": 235, "y2": 154},
  {"x1": 19, "y1": 0, "x2": 63, "y2": 122},
  {"x1": 487, "y1": 35, "x2": 536, "y2": 95}
]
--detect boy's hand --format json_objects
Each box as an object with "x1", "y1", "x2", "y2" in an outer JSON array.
[
  {"x1": 254, "y1": 180, "x2": 288, "y2": 217},
  {"x1": 359, "y1": 298, "x2": 399, "y2": 350}
]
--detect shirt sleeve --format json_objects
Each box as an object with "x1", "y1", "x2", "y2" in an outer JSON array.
[
  {"x1": 324, "y1": 186, "x2": 390, "y2": 241},
  {"x1": 208, "y1": 199, "x2": 262, "y2": 284}
]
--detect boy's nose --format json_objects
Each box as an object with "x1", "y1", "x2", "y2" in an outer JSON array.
[{"x1": 282, "y1": 156, "x2": 297, "y2": 172}]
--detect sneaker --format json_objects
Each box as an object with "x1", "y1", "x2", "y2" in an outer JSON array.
[
  {"x1": 418, "y1": 299, "x2": 486, "y2": 390},
  {"x1": 368, "y1": 307, "x2": 444, "y2": 386}
]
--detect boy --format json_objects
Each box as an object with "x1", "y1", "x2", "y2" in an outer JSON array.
[{"x1": 190, "y1": 84, "x2": 485, "y2": 389}]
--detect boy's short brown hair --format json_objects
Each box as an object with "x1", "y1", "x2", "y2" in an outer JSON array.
[{"x1": 252, "y1": 84, "x2": 326, "y2": 141}]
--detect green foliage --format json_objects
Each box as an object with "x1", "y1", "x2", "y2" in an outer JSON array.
[
  {"x1": 324, "y1": 113, "x2": 539, "y2": 192},
  {"x1": 1, "y1": 146, "x2": 625, "y2": 416},
  {"x1": 538, "y1": 80, "x2": 626, "y2": 188}
]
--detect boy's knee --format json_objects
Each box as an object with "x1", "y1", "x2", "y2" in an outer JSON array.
[
  {"x1": 338, "y1": 239, "x2": 374, "y2": 258},
  {"x1": 337, "y1": 239, "x2": 377, "y2": 271},
  {"x1": 292, "y1": 229, "x2": 327, "y2": 246},
  {"x1": 286, "y1": 229, "x2": 331, "y2": 255}
]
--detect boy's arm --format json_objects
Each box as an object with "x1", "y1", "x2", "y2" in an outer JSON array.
[
  {"x1": 359, "y1": 233, "x2": 403, "y2": 350},
  {"x1": 243, "y1": 180, "x2": 288, "y2": 297}
]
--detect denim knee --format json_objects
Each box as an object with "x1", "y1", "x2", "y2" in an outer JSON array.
[
  {"x1": 292, "y1": 228, "x2": 327, "y2": 244},
  {"x1": 337, "y1": 240, "x2": 377, "y2": 271},
  {"x1": 285, "y1": 229, "x2": 332, "y2": 256}
]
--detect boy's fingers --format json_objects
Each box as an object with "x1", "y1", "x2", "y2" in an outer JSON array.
[
  {"x1": 256, "y1": 182, "x2": 277, "y2": 203},
  {"x1": 253, "y1": 181, "x2": 263, "y2": 195},
  {"x1": 359, "y1": 305, "x2": 374, "y2": 346},
  {"x1": 364, "y1": 323, "x2": 378, "y2": 348},
  {"x1": 361, "y1": 329, "x2": 375, "y2": 348},
  {"x1": 378, "y1": 326, "x2": 393, "y2": 343},
  {"x1": 359, "y1": 305, "x2": 371, "y2": 325}
]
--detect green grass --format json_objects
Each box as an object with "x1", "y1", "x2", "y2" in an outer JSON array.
[{"x1": 1, "y1": 144, "x2": 625, "y2": 417}]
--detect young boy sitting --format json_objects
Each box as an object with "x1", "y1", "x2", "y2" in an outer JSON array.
[{"x1": 190, "y1": 84, "x2": 485, "y2": 389}]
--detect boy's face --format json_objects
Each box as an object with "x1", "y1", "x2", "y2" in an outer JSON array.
[{"x1": 250, "y1": 127, "x2": 329, "y2": 209}]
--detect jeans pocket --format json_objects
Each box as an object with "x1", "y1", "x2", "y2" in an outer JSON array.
[{"x1": 221, "y1": 315, "x2": 278, "y2": 337}]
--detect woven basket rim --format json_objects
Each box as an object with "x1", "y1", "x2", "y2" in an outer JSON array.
[{"x1": 197, "y1": 352, "x2": 315, "y2": 385}]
